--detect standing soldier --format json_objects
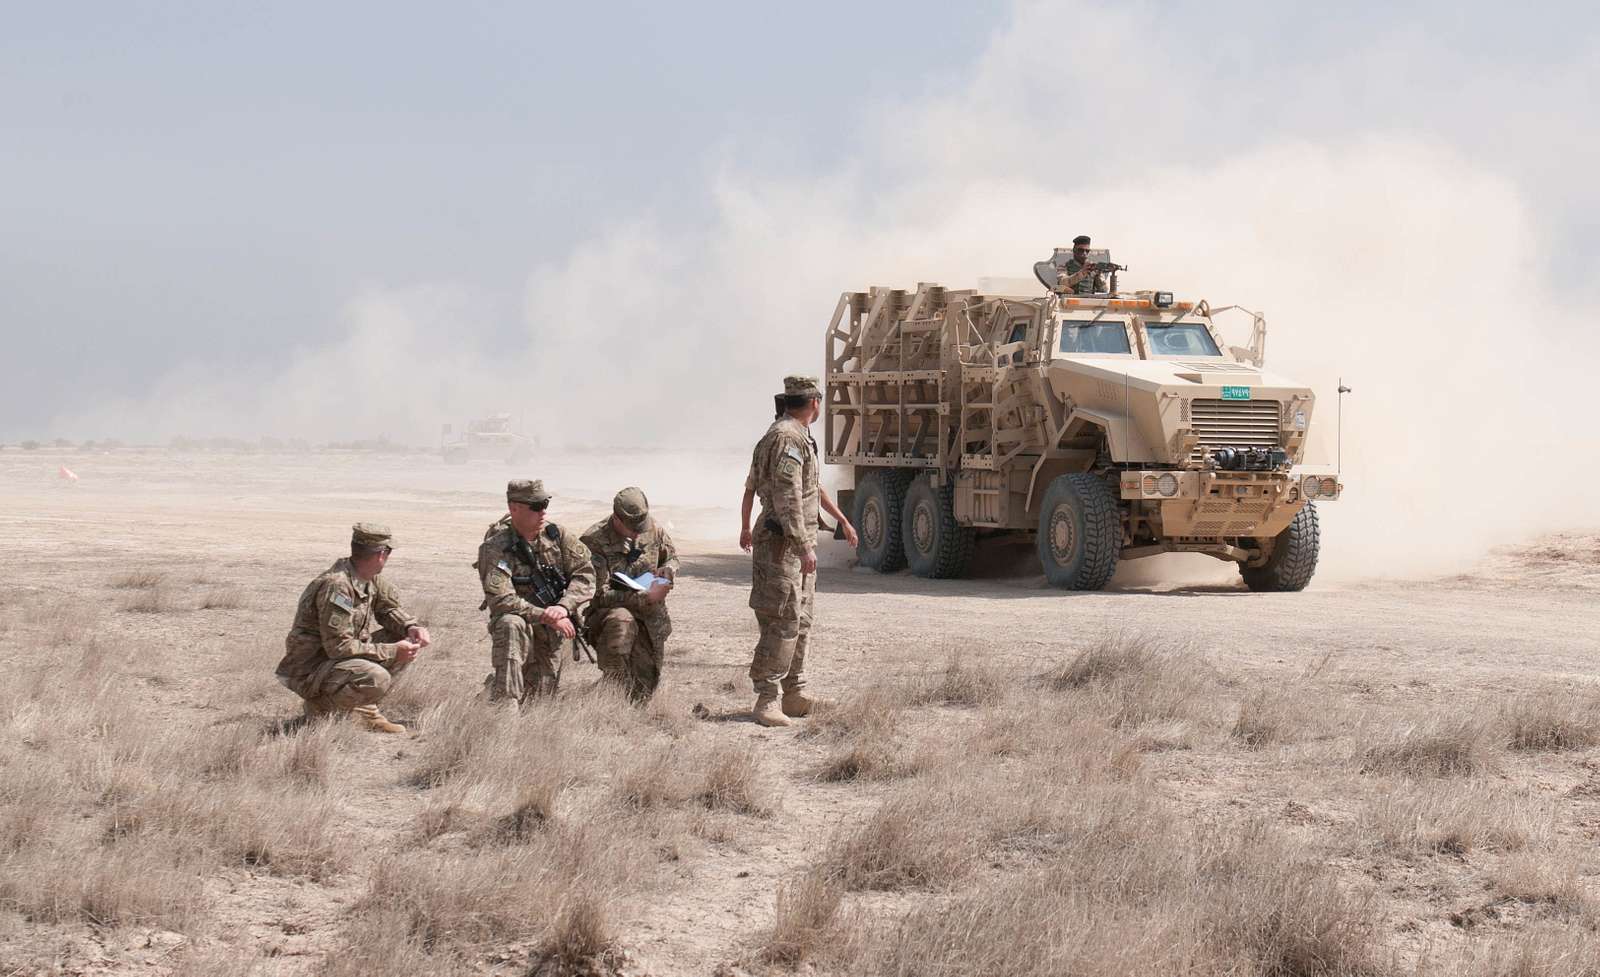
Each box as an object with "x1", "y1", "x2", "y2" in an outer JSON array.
[
  {"x1": 275, "y1": 523, "x2": 431, "y2": 734},
  {"x1": 477, "y1": 479, "x2": 595, "y2": 703},
  {"x1": 739, "y1": 376, "x2": 857, "y2": 727},
  {"x1": 581, "y1": 487, "x2": 679, "y2": 701}
]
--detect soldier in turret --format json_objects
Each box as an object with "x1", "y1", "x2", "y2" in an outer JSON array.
[
  {"x1": 1055, "y1": 234, "x2": 1106, "y2": 295},
  {"x1": 477, "y1": 479, "x2": 594, "y2": 703}
]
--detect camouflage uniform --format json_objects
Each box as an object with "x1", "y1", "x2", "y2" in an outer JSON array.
[
  {"x1": 1056, "y1": 257, "x2": 1105, "y2": 295},
  {"x1": 581, "y1": 487, "x2": 679, "y2": 701},
  {"x1": 746, "y1": 378, "x2": 822, "y2": 705},
  {"x1": 275, "y1": 524, "x2": 417, "y2": 723},
  {"x1": 477, "y1": 480, "x2": 595, "y2": 701}
]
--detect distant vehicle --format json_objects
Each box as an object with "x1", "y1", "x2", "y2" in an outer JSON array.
[
  {"x1": 440, "y1": 414, "x2": 534, "y2": 465},
  {"x1": 823, "y1": 251, "x2": 1343, "y2": 591}
]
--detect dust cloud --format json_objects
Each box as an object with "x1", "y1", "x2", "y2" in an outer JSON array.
[{"x1": 46, "y1": 2, "x2": 1599, "y2": 582}]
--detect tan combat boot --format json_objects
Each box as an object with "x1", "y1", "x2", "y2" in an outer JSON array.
[
  {"x1": 354, "y1": 705, "x2": 407, "y2": 734},
  {"x1": 781, "y1": 690, "x2": 814, "y2": 718},
  {"x1": 751, "y1": 696, "x2": 791, "y2": 728}
]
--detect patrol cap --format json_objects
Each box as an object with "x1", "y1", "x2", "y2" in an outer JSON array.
[
  {"x1": 507, "y1": 479, "x2": 551, "y2": 505},
  {"x1": 613, "y1": 486, "x2": 651, "y2": 531},
  {"x1": 1072, "y1": 234, "x2": 1091, "y2": 247},
  {"x1": 351, "y1": 522, "x2": 394, "y2": 549},
  {"x1": 782, "y1": 375, "x2": 822, "y2": 400}
]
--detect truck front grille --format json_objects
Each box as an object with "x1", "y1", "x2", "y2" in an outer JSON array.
[{"x1": 1190, "y1": 399, "x2": 1281, "y2": 451}]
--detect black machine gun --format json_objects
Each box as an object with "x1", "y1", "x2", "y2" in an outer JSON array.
[{"x1": 511, "y1": 536, "x2": 596, "y2": 663}]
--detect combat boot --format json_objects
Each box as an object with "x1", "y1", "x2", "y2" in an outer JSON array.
[
  {"x1": 752, "y1": 696, "x2": 791, "y2": 728},
  {"x1": 353, "y1": 705, "x2": 407, "y2": 734},
  {"x1": 780, "y1": 690, "x2": 815, "y2": 718}
]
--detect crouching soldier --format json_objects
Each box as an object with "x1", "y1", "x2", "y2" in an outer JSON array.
[
  {"x1": 477, "y1": 479, "x2": 595, "y2": 703},
  {"x1": 275, "y1": 523, "x2": 431, "y2": 733},
  {"x1": 581, "y1": 487, "x2": 678, "y2": 701}
]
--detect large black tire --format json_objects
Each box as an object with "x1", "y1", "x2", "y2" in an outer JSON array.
[
  {"x1": 1036, "y1": 473, "x2": 1122, "y2": 590},
  {"x1": 854, "y1": 469, "x2": 913, "y2": 572},
  {"x1": 1241, "y1": 503, "x2": 1320, "y2": 592},
  {"x1": 900, "y1": 474, "x2": 975, "y2": 579}
]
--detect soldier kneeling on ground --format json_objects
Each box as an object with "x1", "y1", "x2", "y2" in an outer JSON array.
[
  {"x1": 477, "y1": 479, "x2": 595, "y2": 704},
  {"x1": 582, "y1": 487, "x2": 679, "y2": 702},
  {"x1": 275, "y1": 523, "x2": 430, "y2": 734}
]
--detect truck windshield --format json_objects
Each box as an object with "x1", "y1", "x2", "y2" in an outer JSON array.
[
  {"x1": 1058, "y1": 320, "x2": 1131, "y2": 355},
  {"x1": 1145, "y1": 322, "x2": 1221, "y2": 357}
]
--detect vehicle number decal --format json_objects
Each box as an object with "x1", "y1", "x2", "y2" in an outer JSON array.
[{"x1": 1221, "y1": 386, "x2": 1252, "y2": 400}]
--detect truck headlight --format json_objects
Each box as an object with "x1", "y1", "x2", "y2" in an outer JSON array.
[
  {"x1": 1302, "y1": 474, "x2": 1322, "y2": 499},
  {"x1": 1142, "y1": 475, "x2": 1158, "y2": 496},
  {"x1": 1157, "y1": 473, "x2": 1179, "y2": 497},
  {"x1": 1320, "y1": 477, "x2": 1339, "y2": 498},
  {"x1": 1153, "y1": 291, "x2": 1174, "y2": 308}
]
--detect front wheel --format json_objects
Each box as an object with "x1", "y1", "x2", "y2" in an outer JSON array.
[
  {"x1": 901, "y1": 475, "x2": 975, "y2": 579},
  {"x1": 1240, "y1": 503, "x2": 1320, "y2": 592},
  {"x1": 853, "y1": 469, "x2": 913, "y2": 572},
  {"x1": 1036, "y1": 473, "x2": 1122, "y2": 590}
]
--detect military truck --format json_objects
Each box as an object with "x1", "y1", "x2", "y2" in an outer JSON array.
[
  {"x1": 823, "y1": 252, "x2": 1342, "y2": 591},
  {"x1": 440, "y1": 414, "x2": 535, "y2": 465}
]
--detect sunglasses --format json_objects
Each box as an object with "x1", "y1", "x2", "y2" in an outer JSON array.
[{"x1": 522, "y1": 500, "x2": 549, "y2": 513}]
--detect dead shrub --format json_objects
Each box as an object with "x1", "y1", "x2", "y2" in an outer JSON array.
[
  {"x1": 1358, "y1": 782, "x2": 1553, "y2": 856},
  {"x1": 0, "y1": 842, "x2": 208, "y2": 929},
  {"x1": 966, "y1": 702, "x2": 1143, "y2": 782},
  {"x1": 110, "y1": 569, "x2": 166, "y2": 589},
  {"x1": 817, "y1": 728, "x2": 920, "y2": 783},
  {"x1": 542, "y1": 888, "x2": 615, "y2": 968},
  {"x1": 1502, "y1": 687, "x2": 1600, "y2": 751},
  {"x1": 760, "y1": 869, "x2": 849, "y2": 967},
  {"x1": 406, "y1": 696, "x2": 507, "y2": 788},
  {"x1": 1358, "y1": 715, "x2": 1497, "y2": 777}
]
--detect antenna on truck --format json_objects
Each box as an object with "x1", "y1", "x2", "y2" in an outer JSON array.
[{"x1": 1336, "y1": 378, "x2": 1351, "y2": 476}]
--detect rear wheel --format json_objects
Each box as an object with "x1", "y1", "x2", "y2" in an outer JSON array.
[
  {"x1": 1036, "y1": 473, "x2": 1122, "y2": 590},
  {"x1": 901, "y1": 475, "x2": 975, "y2": 578},
  {"x1": 1241, "y1": 503, "x2": 1320, "y2": 592},
  {"x1": 853, "y1": 469, "x2": 913, "y2": 572}
]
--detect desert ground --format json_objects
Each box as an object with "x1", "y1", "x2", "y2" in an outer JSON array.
[{"x1": 3, "y1": 448, "x2": 1599, "y2": 976}]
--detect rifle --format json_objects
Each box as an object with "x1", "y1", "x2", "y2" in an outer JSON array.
[{"x1": 511, "y1": 537, "x2": 597, "y2": 664}]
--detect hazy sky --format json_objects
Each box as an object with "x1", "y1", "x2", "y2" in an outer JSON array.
[{"x1": 2, "y1": 0, "x2": 1597, "y2": 448}]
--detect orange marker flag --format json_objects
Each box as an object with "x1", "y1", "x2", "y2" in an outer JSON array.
[{"x1": 58, "y1": 465, "x2": 79, "y2": 482}]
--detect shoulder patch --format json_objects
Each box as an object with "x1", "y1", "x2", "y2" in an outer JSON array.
[
  {"x1": 329, "y1": 591, "x2": 355, "y2": 614},
  {"x1": 544, "y1": 524, "x2": 561, "y2": 541},
  {"x1": 783, "y1": 444, "x2": 804, "y2": 463},
  {"x1": 495, "y1": 560, "x2": 512, "y2": 575}
]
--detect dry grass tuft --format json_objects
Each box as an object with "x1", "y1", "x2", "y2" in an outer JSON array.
[
  {"x1": 759, "y1": 869, "x2": 850, "y2": 967},
  {"x1": 1358, "y1": 782, "x2": 1555, "y2": 856},
  {"x1": 696, "y1": 743, "x2": 777, "y2": 816},
  {"x1": 906, "y1": 654, "x2": 1008, "y2": 708},
  {"x1": 1501, "y1": 687, "x2": 1600, "y2": 752},
  {"x1": 1045, "y1": 633, "x2": 1218, "y2": 731},
  {"x1": 198, "y1": 585, "x2": 246, "y2": 610},
  {"x1": 110, "y1": 568, "x2": 167, "y2": 589},
  {"x1": 1445, "y1": 923, "x2": 1600, "y2": 976},
  {"x1": 1358, "y1": 715, "x2": 1497, "y2": 777},
  {"x1": 119, "y1": 587, "x2": 180, "y2": 614},
  {"x1": 1489, "y1": 855, "x2": 1589, "y2": 916},
  {"x1": 1231, "y1": 687, "x2": 1319, "y2": 748}
]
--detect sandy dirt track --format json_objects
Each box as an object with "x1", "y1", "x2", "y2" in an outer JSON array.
[{"x1": 2, "y1": 449, "x2": 1598, "y2": 975}]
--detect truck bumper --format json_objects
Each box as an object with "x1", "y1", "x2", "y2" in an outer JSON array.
[{"x1": 1118, "y1": 469, "x2": 1341, "y2": 539}]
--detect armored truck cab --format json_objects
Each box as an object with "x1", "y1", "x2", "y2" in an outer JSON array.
[{"x1": 823, "y1": 274, "x2": 1342, "y2": 591}]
